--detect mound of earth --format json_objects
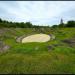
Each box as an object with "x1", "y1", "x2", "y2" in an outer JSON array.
[{"x1": 22, "y1": 34, "x2": 50, "y2": 43}]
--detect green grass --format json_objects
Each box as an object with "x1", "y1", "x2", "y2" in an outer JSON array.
[{"x1": 0, "y1": 28, "x2": 75, "y2": 74}]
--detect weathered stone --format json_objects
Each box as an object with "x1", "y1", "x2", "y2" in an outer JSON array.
[
  {"x1": 47, "y1": 45, "x2": 54, "y2": 51},
  {"x1": 49, "y1": 34, "x2": 55, "y2": 40},
  {"x1": 3, "y1": 45, "x2": 10, "y2": 51},
  {"x1": 0, "y1": 41, "x2": 10, "y2": 53},
  {"x1": 62, "y1": 39, "x2": 75, "y2": 44},
  {"x1": 62, "y1": 39, "x2": 75, "y2": 47}
]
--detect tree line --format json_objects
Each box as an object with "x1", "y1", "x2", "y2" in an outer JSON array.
[
  {"x1": 0, "y1": 18, "x2": 49, "y2": 28},
  {"x1": 0, "y1": 18, "x2": 75, "y2": 28},
  {"x1": 52, "y1": 20, "x2": 75, "y2": 28}
]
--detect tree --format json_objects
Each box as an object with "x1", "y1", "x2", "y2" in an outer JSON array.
[
  {"x1": 0, "y1": 18, "x2": 2, "y2": 22},
  {"x1": 25, "y1": 22, "x2": 32, "y2": 28},
  {"x1": 66, "y1": 20, "x2": 75, "y2": 27},
  {"x1": 52, "y1": 25, "x2": 58, "y2": 28},
  {"x1": 58, "y1": 18, "x2": 65, "y2": 27}
]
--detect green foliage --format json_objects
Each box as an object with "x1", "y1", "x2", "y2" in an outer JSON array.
[
  {"x1": 0, "y1": 18, "x2": 2, "y2": 22},
  {"x1": 52, "y1": 25, "x2": 58, "y2": 28},
  {"x1": 0, "y1": 18, "x2": 49, "y2": 28},
  {"x1": 1, "y1": 17, "x2": 75, "y2": 74},
  {"x1": 25, "y1": 22, "x2": 33, "y2": 28},
  {"x1": 0, "y1": 28, "x2": 75, "y2": 74},
  {"x1": 1, "y1": 18, "x2": 75, "y2": 28},
  {"x1": 66, "y1": 20, "x2": 75, "y2": 27},
  {"x1": 51, "y1": 20, "x2": 75, "y2": 28},
  {"x1": 58, "y1": 23, "x2": 65, "y2": 28}
]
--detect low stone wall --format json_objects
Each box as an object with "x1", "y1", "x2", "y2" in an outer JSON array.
[
  {"x1": 16, "y1": 33, "x2": 55, "y2": 43},
  {"x1": 49, "y1": 34, "x2": 55, "y2": 40},
  {"x1": 16, "y1": 33, "x2": 35, "y2": 43}
]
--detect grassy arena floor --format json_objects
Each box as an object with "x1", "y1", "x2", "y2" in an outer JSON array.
[{"x1": 0, "y1": 28, "x2": 75, "y2": 74}]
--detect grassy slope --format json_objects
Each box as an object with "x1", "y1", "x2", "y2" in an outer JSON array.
[{"x1": 0, "y1": 28, "x2": 75, "y2": 74}]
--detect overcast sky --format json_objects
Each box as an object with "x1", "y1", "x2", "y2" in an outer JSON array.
[{"x1": 0, "y1": 1, "x2": 75, "y2": 26}]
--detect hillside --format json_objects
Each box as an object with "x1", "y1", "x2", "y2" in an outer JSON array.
[{"x1": 0, "y1": 28, "x2": 75, "y2": 74}]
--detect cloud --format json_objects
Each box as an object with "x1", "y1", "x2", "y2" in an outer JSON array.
[{"x1": 0, "y1": 1, "x2": 75, "y2": 26}]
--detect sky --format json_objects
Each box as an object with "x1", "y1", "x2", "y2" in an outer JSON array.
[{"x1": 0, "y1": 1, "x2": 75, "y2": 26}]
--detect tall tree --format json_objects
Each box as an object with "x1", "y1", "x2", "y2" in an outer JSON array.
[
  {"x1": 0, "y1": 18, "x2": 2, "y2": 22},
  {"x1": 58, "y1": 18, "x2": 64, "y2": 27},
  {"x1": 66, "y1": 20, "x2": 75, "y2": 27},
  {"x1": 25, "y1": 22, "x2": 33, "y2": 28}
]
